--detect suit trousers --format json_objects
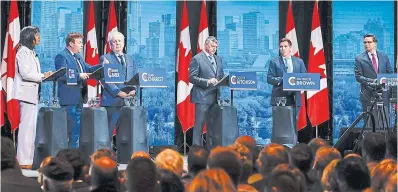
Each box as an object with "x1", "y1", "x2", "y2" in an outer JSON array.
[
  {"x1": 62, "y1": 104, "x2": 82, "y2": 148},
  {"x1": 362, "y1": 101, "x2": 390, "y2": 130},
  {"x1": 105, "y1": 106, "x2": 121, "y2": 142},
  {"x1": 17, "y1": 102, "x2": 38, "y2": 165},
  {"x1": 193, "y1": 103, "x2": 215, "y2": 147}
]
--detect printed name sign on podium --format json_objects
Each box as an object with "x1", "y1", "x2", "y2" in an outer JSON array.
[
  {"x1": 283, "y1": 73, "x2": 320, "y2": 91},
  {"x1": 229, "y1": 71, "x2": 257, "y2": 90},
  {"x1": 377, "y1": 73, "x2": 397, "y2": 87},
  {"x1": 104, "y1": 64, "x2": 125, "y2": 83},
  {"x1": 138, "y1": 68, "x2": 167, "y2": 88},
  {"x1": 66, "y1": 65, "x2": 78, "y2": 85}
]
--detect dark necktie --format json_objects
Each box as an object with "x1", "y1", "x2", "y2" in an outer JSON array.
[
  {"x1": 118, "y1": 55, "x2": 127, "y2": 80},
  {"x1": 209, "y1": 55, "x2": 216, "y2": 72},
  {"x1": 74, "y1": 54, "x2": 83, "y2": 73},
  {"x1": 371, "y1": 54, "x2": 378, "y2": 73}
]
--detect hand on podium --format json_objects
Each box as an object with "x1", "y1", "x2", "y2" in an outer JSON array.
[
  {"x1": 118, "y1": 91, "x2": 129, "y2": 98},
  {"x1": 128, "y1": 90, "x2": 136, "y2": 97},
  {"x1": 102, "y1": 57, "x2": 110, "y2": 64},
  {"x1": 207, "y1": 78, "x2": 218, "y2": 86},
  {"x1": 79, "y1": 73, "x2": 91, "y2": 80},
  {"x1": 43, "y1": 71, "x2": 53, "y2": 79}
]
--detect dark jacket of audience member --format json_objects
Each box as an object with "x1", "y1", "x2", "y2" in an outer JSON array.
[
  {"x1": 1, "y1": 137, "x2": 43, "y2": 192},
  {"x1": 335, "y1": 156, "x2": 371, "y2": 191}
]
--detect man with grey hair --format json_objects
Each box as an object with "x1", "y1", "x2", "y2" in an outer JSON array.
[
  {"x1": 101, "y1": 31, "x2": 137, "y2": 143},
  {"x1": 189, "y1": 36, "x2": 224, "y2": 149}
]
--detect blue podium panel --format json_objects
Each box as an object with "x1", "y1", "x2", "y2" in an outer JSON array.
[
  {"x1": 80, "y1": 107, "x2": 109, "y2": 162},
  {"x1": 117, "y1": 106, "x2": 148, "y2": 164},
  {"x1": 33, "y1": 107, "x2": 68, "y2": 170},
  {"x1": 271, "y1": 106, "x2": 297, "y2": 147},
  {"x1": 207, "y1": 105, "x2": 239, "y2": 149}
]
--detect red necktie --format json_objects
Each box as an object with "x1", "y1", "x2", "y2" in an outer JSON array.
[{"x1": 371, "y1": 54, "x2": 378, "y2": 73}]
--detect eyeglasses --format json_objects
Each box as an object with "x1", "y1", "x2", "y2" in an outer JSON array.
[{"x1": 363, "y1": 41, "x2": 374, "y2": 44}]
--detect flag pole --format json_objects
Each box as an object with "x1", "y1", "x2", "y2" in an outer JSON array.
[
  {"x1": 13, "y1": 130, "x2": 16, "y2": 147},
  {"x1": 183, "y1": 132, "x2": 186, "y2": 156},
  {"x1": 315, "y1": 125, "x2": 319, "y2": 138}
]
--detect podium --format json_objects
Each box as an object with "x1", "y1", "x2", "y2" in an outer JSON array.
[
  {"x1": 80, "y1": 67, "x2": 109, "y2": 161},
  {"x1": 33, "y1": 67, "x2": 68, "y2": 170},
  {"x1": 272, "y1": 73, "x2": 320, "y2": 146},
  {"x1": 116, "y1": 68, "x2": 166, "y2": 163},
  {"x1": 206, "y1": 72, "x2": 258, "y2": 149}
]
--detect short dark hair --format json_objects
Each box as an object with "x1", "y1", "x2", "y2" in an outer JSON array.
[
  {"x1": 56, "y1": 149, "x2": 86, "y2": 180},
  {"x1": 308, "y1": 137, "x2": 330, "y2": 155},
  {"x1": 235, "y1": 136, "x2": 259, "y2": 171},
  {"x1": 267, "y1": 169, "x2": 300, "y2": 192},
  {"x1": 91, "y1": 157, "x2": 119, "y2": 192},
  {"x1": 1, "y1": 137, "x2": 16, "y2": 170},
  {"x1": 126, "y1": 157, "x2": 159, "y2": 192},
  {"x1": 336, "y1": 156, "x2": 371, "y2": 190},
  {"x1": 386, "y1": 132, "x2": 397, "y2": 160},
  {"x1": 363, "y1": 33, "x2": 377, "y2": 42},
  {"x1": 207, "y1": 147, "x2": 243, "y2": 186},
  {"x1": 279, "y1": 38, "x2": 292, "y2": 46},
  {"x1": 42, "y1": 157, "x2": 74, "y2": 181},
  {"x1": 20, "y1": 26, "x2": 40, "y2": 50},
  {"x1": 187, "y1": 145, "x2": 209, "y2": 175},
  {"x1": 362, "y1": 132, "x2": 386, "y2": 162},
  {"x1": 290, "y1": 143, "x2": 314, "y2": 174},
  {"x1": 158, "y1": 169, "x2": 184, "y2": 192},
  {"x1": 66, "y1": 32, "x2": 84, "y2": 46}
]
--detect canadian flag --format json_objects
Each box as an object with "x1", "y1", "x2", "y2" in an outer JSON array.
[
  {"x1": 197, "y1": 0, "x2": 209, "y2": 53},
  {"x1": 285, "y1": 0, "x2": 307, "y2": 131},
  {"x1": 104, "y1": 0, "x2": 118, "y2": 54},
  {"x1": 84, "y1": 0, "x2": 100, "y2": 99},
  {"x1": 177, "y1": 0, "x2": 195, "y2": 133},
  {"x1": 1, "y1": 0, "x2": 21, "y2": 131},
  {"x1": 307, "y1": 0, "x2": 329, "y2": 126}
]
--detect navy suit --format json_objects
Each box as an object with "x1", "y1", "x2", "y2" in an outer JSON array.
[
  {"x1": 189, "y1": 51, "x2": 224, "y2": 148},
  {"x1": 100, "y1": 52, "x2": 136, "y2": 141},
  {"x1": 267, "y1": 56, "x2": 307, "y2": 106},
  {"x1": 354, "y1": 51, "x2": 393, "y2": 108},
  {"x1": 55, "y1": 48, "x2": 102, "y2": 148}
]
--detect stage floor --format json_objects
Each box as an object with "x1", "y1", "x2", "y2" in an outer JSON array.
[{"x1": 22, "y1": 156, "x2": 189, "y2": 178}]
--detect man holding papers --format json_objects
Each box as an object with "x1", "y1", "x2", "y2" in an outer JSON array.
[{"x1": 189, "y1": 36, "x2": 224, "y2": 149}]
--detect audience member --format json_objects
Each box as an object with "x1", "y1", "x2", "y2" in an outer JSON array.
[
  {"x1": 130, "y1": 151, "x2": 151, "y2": 159},
  {"x1": 158, "y1": 169, "x2": 185, "y2": 192},
  {"x1": 88, "y1": 156, "x2": 119, "y2": 192},
  {"x1": 1, "y1": 137, "x2": 42, "y2": 192},
  {"x1": 273, "y1": 164, "x2": 307, "y2": 192},
  {"x1": 335, "y1": 156, "x2": 371, "y2": 191},
  {"x1": 265, "y1": 169, "x2": 300, "y2": 192},
  {"x1": 207, "y1": 146, "x2": 243, "y2": 186},
  {"x1": 384, "y1": 172, "x2": 397, "y2": 192},
  {"x1": 370, "y1": 158, "x2": 397, "y2": 191},
  {"x1": 228, "y1": 143, "x2": 253, "y2": 184},
  {"x1": 189, "y1": 168, "x2": 237, "y2": 192},
  {"x1": 311, "y1": 146, "x2": 341, "y2": 191},
  {"x1": 90, "y1": 148, "x2": 117, "y2": 163},
  {"x1": 38, "y1": 156, "x2": 53, "y2": 187},
  {"x1": 155, "y1": 148, "x2": 184, "y2": 177},
  {"x1": 235, "y1": 135, "x2": 259, "y2": 173},
  {"x1": 361, "y1": 132, "x2": 386, "y2": 170},
  {"x1": 182, "y1": 145, "x2": 209, "y2": 186},
  {"x1": 321, "y1": 159, "x2": 340, "y2": 191},
  {"x1": 386, "y1": 132, "x2": 397, "y2": 161},
  {"x1": 41, "y1": 157, "x2": 74, "y2": 192},
  {"x1": 290, "y1": 143, "x2": 315, "y2": 191},
  {"x1": 56, "y1": 148, "x2": 89, "y2": 190},
  {"x1": 126, "y1": 157, "x2": 159, "y2": 192},
  {"x1": 308, "y1": 137, "x2": 330, "y2": 155}
]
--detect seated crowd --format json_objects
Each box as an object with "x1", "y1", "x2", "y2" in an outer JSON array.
[{"x1": 1, "y1": 132, "x2": 397, "y2": 192}]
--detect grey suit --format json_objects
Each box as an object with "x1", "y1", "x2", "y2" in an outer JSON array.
[{"x1": 189, "y1": 51, "x2": 224, "y2": 147}]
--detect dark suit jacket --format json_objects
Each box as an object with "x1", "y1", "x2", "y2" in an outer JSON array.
[
  {"x1": 189, "y1": 51, "x2": 224, "y2": 104},
  {"x1": 55, "y1": 48, "x2": 102, "y2": 106},
  {"x1": 100, "y1": 52, "x2": 136, "y2": 106},
  {"x1": 354, "y1": 51, "x2": 393, "y2": 104},
  {"x1": 1, "y1": 167, "x2": 43, "y2": 192},
  {"x1": 267, "y1": 56, "x2": 307, "y2": 106}
]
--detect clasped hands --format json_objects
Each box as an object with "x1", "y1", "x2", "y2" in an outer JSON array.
[
  {"x1": 207, "y1": 78, "x2": 219, "y2": 86},
  {"x1": 118, "y1": 90, "x2": 136, "y2": 99}
]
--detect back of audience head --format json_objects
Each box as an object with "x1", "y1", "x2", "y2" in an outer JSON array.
[
  {"x1": 384, "y1": 172, "x2": 397, "y2": 192},
  {"x1": 56, "y1": 148, "x2": 86, "y2": 180},
  {"x1": 321, "y1": 159, "x2": 340, "y2": 191},
  {"x1": 207, "y1": 146, "x2": 243, "y2": 186},
  {"x1": 38, "y1": 156, "x2": 53, "y2": 186},
  {"x1": 370, "y1": 158, "x2": 397, "y2": 191},
  {"x1": 362, "y1": 132, "x2": 386, "y2": 163},
  {"x1": 386, "y1": 132, "x2": 397, "y2": 161},
  {"x1": 235, "y1": 135, "x2": 259, "y2": 170},
  {"x1": 256, "y1": 143, "x2": 289, "y2": 177},
  {"x1": 228, "y1": 143, "x2": 253, "y2": 183},
  {"x1": 90, "y1": 156, "x2": 119, "y2": 192},
  {"x1": 126, "y1": 156, "x2": 159, "y2": 192},
  {"x1": 155, "y1": 148, "x2": 184, "y2": 177},
  {"x1": 313, "y1": 146, "x2": 341, "y2": 178},
  {"x1": 130, "y1": 151, "x2": 151, "y2": 160},
  {"x1": 335, "y1": 156, "x2": 371, "y2": 191},
  {"x1": 289, "y1": 143, "x2": 313, "y2": 174},
  {"x1": 274, "y1": 164, "x2": 307, "y2": 192},
  {"x1": 91, "y1": 147, "x2": 117, "y2": 163},
  {"x1": 189, "y1": 168, "x2": 237, "y2": 192},
  {"x1": 237, "y1": 184, "x2": 259, "y2": 192},
  {"x1": 187, "y1": 145, "x2": 209, "y2": 175},
  {"x1": 1, "y1": 137, "x2": 16, "y2": 170},
  {"x1": 308, "y1": 137, "x2": 330, "y2": 155},
  {"x1": 158, "y1": 169, "x2": 185, "y2": 192},
  {"x1": 41, "y1": 157, "x2": 74, "y2": 192},
  {"x1": 266, "y1": 168, "x2": 300, "y2": 192}
]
